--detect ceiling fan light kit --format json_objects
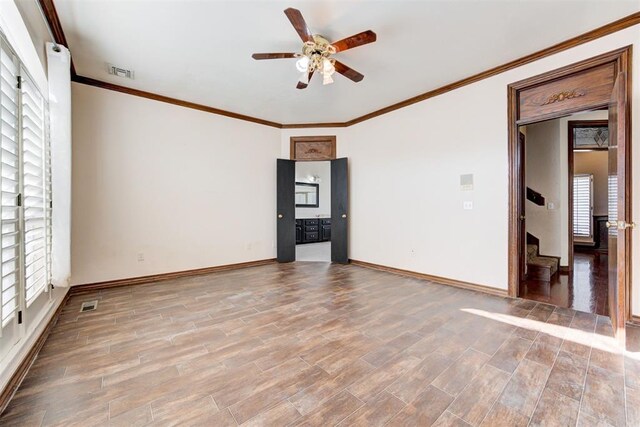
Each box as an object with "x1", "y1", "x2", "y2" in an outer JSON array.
[
  {"x1": 298, "y1": 71, "x2": 310, "y2": 85},
  {"x1": 295, "y1": 36, "x2": 337, "y2": 84},
  {"x1": 252, "y1": 7, "x2": 377, "y2": 89}
]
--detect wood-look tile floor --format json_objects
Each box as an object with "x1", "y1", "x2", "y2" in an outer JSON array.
[{"x1": 1, "y1": 262, "x2": 638, "y2": 426}]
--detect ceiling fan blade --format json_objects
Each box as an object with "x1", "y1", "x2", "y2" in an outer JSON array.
[
  {"x1": 334, "y1": 61, "x2": 364, "y2": 82},
  {"x1": 252, "y1": 53, "x2": 297, "y2": 60},
  {"x1": 331, "y1": 30, "x2": 377, "y2": 52},
  {"x1": 284, "y1": 8, "x2": 313, "y2": 43},
  {"x1": 297, "y1": 70, "x2": 315, "y2": 89}
]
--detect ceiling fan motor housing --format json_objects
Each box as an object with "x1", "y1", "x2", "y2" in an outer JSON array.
[{"x1": 302, "y1": 35, "x2": 336, "y2": 72}]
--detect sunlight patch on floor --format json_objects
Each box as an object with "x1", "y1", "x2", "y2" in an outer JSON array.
[{"x1": 461, "y1": 308, "x2": 636, "y2": 359}]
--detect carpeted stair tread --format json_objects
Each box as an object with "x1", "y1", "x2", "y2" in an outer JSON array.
[{"x1": 528, "y1": 255, "x2": 559, "y2": 275}]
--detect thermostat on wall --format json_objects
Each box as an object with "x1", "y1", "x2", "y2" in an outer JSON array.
[{"x1": 460, "y1": 174, "x2": 474, "y2": 191}]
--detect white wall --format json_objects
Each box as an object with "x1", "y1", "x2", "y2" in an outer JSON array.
[
  {"x1": 341, "y1": 87, "x2": 508, "y2": 288},
  {"x1": 525, "y1": 119, "x2": 564, "y2": 260},
  {"x1": 71, "y1": 83, "x2": 281, "y2": 284},
  {"x1": 282, "y1": 25, "x2": 640, "y2": 318},
  {"x1": 295, "y1": 161, "x2": 331, "y2": 218}
]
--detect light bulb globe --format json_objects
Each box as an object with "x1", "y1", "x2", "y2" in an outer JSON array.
[
  {"x1": 296, "y1": 56, "x2": 309, "y2": 73},
  {"x1": 322, "y1": 58, "x2": 335, "y2": 75}
]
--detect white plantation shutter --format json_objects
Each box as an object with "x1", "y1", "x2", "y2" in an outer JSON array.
[
  {"x1": 20, "y1": 71, "x2": 48, "y2": 306},
  {"x1": 0, "y1": 42, "x2": 20, "y2": 328},
  {"x1": 573, "y1": 174, "x2": 593, "y2": 238},
  {"x1": 608, "y1": 175, "x2": 618, "y2": 237},
  {"x1": 44, "y1": 108, "x2": 52, "y2": 289}
]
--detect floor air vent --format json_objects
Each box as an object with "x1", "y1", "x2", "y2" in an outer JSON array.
[{"x1": 80, "y1": 300, "x2": 99, "y2": 312}]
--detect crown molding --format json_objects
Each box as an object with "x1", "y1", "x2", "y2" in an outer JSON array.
[
  {"x1": 341, "y1": 11, "x2": 640, "y2": 127},
  {"x1": 281, "y1": 122, "x2": 348, "y2": 129},
  {"x1": 42, "y1": 0, "x2": 640, "y2": 129},
  {"x1": 71, "y1": 75, "x2": 283, "y2": 128}
]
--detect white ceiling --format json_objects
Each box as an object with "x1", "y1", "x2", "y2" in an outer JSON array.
[{"x1": 55, "y1": 0, "x2": 639, "y2": 124}]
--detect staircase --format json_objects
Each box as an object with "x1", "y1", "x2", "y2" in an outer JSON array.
[
  {"x1": 526, "y1": 234, "x2": 559, "y2": 281},
  {"x1": 526, "y1": 187, "x2": 545, "y2": 206}
]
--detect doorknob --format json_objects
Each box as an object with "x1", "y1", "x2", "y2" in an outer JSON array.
[
  {"x1": 341, "y1": 214, "x2": 347, "y2": 218},
  {"x1": 607, "y1": 220, "x2": 636, "y2": 230},
  {"x1": 278, "y1": 214, "x2": 283, "y2": 219},
  {"x1": 519, "y1": 215, "x2": 526, "y2": 220},
  {"x1": 618, "y1": 221, "x2": 636, "y2": 230}
]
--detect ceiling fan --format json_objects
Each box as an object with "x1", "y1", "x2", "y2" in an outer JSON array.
[{"x1": 252, "y1": 8, "x2": 377, "y2": 89}]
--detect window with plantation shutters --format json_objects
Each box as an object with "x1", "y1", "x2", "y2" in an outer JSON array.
[
  {"x1": 0, "y1": 42, "x2": 20, "y2": 328},
  {"x1": 20, "y1": 71, "x2": 48, "y2": 306},
  {"x1": 0, "y1": 34, "x2": 52, "y2": 341},
  {"x1": 573, "y1": 174, "x2": 593, "y2": 238}
]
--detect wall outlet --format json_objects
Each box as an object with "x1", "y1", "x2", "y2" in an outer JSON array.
[
  {"x1": 137, "y1": 253, "x2": 144, "y2": 262},
  {"x1": 463, "y1": 201, "x2": 473, "y2": 210}
]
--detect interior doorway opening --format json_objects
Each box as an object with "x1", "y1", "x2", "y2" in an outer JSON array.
[
  {"x1": 276, "y1": 156, "x2": 348, "y2": 264},
  {"x1": 508, "y1": 46, "x2": 631, "y2": 343},
  {"x1": 295, "y1": 161, "x2": 332, "y2": 262},
  {"x1": 518, "y1": 111, "x2": 610, "y2": 315}
]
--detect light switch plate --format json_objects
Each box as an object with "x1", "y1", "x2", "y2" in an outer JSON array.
[
  {"x1": 547, "y1": 202, "x2": 556, "y2": 210},
  {"x1": 463, "y1": 201, "x2": 473, "y2": 210}
]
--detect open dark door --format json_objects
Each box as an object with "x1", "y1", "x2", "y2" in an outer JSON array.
[
  {"x1": 277, "y1": 159, "x2": 296, "y2": 262},
  {"x1": 607, "y1": 72, "x2": 630, "y2": 343},
  {"x1": 518, "y1": 132, "x2": 527, "y2": 282},
  {"x1": 331, "y1": 158, "x2": 348, "y2": 263}
]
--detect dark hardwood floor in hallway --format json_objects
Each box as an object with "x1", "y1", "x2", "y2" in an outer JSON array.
[
  {"x1": 1, "y1": 262, "x2": 636, "y2": 426},
  {"x1": 519, "y1": 249, "x2": 609, "y2": 315}
]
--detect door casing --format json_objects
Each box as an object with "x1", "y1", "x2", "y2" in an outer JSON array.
[
  {"x1": 507, "y1": 47, "x2": 632, "y2": 321},
  {"x1": 517, "y1": 132, "x2": 527, "y2": 282}
]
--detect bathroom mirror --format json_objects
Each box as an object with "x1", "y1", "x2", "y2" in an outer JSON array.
[{"x1": 295, "y1": 182, "x2": 319, "y2": 207}]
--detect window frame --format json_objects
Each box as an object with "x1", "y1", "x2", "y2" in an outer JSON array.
[{"x1": 0, "y1": 31, "x2": 52, "y2": 340}]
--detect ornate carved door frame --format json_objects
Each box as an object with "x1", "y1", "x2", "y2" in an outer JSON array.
[{"x1": 507, "y1": 46, "x2": 632, "y2": 322}]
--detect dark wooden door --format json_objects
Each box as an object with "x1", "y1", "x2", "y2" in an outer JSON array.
[
  {"x1": 518, "y1": 132, "x2": 527, "y2": 282},
  {"x1": 277, "y1": 159, "x2": 296, "y2": 262},
  {"x1": 607, "y1": 72, "x2": 629, "y2": 343},
  {"x1": 331, "y1": 158, "x2": 348, "y2": 263}
]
